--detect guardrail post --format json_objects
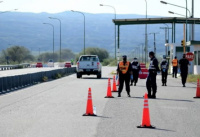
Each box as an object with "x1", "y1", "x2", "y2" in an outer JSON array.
[
  {"x1": 0, "y1": 77, "x2": 2, "y2": 93},
  {"x1": 2, "y1": 77, "x2": 8, "y2": 92}
]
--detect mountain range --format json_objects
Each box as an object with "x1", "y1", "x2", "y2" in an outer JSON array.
[{"x1": 0, "y1": 11, "x2": 199, "y2": 57}]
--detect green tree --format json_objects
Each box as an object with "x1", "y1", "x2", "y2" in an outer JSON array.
[
  {"x1": 78, "y1": 47, "x2": 109, "y2": 62},
  {"x1": 1, "y1": 46, "x2": 34, "y2": 64},
  {"x1": 38, "y1": 52, "x2": 58, "y2": 62},
  {"x1": 61, "y1": 49, "x2": 76, "y2": 61},
  {"x1": 37, "y1": 48, "x2": 75, "y2": 62}
]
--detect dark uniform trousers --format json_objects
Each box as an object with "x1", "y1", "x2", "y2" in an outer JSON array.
[
  {"x1": 118, "y1": 74, "x2": 130, "y2": 95},
  {"x1": 146, "y1": 72, "x2": 157, "y2": 97},
  {"x1": 172, "y1": 67, "x2": 178, "y2": 77},
  {"x1": 161, "y1": 71, "x2": 168, "y2": 84},
  {"x1": 131, "y1": 70, "x2": 139, "y2": 84},
  {"x1": 181, "y1": 70, "x2": 188, "y2": 85}
]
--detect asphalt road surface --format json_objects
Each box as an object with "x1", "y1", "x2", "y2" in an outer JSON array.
[{"x1": 0, "y1": 66, "x2": 199, "y2": 137}]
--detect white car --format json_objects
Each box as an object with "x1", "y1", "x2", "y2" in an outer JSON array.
[
  {"x1": 76, "y1": 55, "x2": 102, "y2": 78},
  {"x1": 47, "y1": 59, "x2": 54, "y2": 67}
]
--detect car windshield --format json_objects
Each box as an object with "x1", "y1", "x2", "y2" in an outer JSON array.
[
  {"x1": 80, "y1": 56, "x2": 98, "y2": 61},
  {"x1": 48, "y1": 59, "x2": 53, "y2": 62}
]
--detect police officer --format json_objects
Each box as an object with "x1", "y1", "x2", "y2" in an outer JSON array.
[
  {"x1": 179, "y1": 54, "x2": 190, "y2": 87},
  {"x1": 117, "y1": 55, "x2": 132, "y2": 97},
  {"x1": 160, "y1": 56, "x2": 169, "y2": 86},
  {"x1": 146, "y1": 51, "x2": 160, "y2": 98},
  {"x1": 172, "y1": 56, "x2": 178, "y2": 78},
  {"x1": 130, "y1": 58, "x2": 141, "y2": 86}
]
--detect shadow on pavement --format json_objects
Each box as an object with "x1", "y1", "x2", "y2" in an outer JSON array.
[
  {"x1": 131, "y1": 96, "x2": 194, "y2": 102},
  {"x1": 166, "y1": 85, "x2": 196, "y2": 88},
  {"x1": 155, "y1": 98, "x2": 194, "y2": 102},
  {"x1": 81, "y1": 77, "x2": 110, "y2": 80},
  {"x1": 153, "y1": 128, "x2": 176, "y2": 132},
  {"x1": 95, "y1": 115, "x2": 111, "y2": 119}
]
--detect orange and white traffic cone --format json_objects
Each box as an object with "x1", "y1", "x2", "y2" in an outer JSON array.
[
  {"x1": 83, "y1": 87, "x2": 97, "y2": 116},
  {"x1": 112, "y1": 75, "x2": 117, "y2": 92},
  {"x1": 137, "y1": 93, "x2": 155, "y2": 128},
  {"x1": 105, "y1": 78, "x2": 114, "y2": 98},
  {"x1": 194, "y1": 79, "x2": 200, "y2": 98}
]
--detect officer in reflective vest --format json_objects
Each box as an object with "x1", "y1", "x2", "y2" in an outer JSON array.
[
  {"x1": 179, "y1": 54, "x2": 190, "y2": 87},
  {"x1": 172, "y1": 56, "x2": 178, "y2": 78},
  {"x1": 160, "y1": 56, "x2": 169, "y2": 86},
  {"x1": 146, "y1": 51, "x2": 160, "y2": 99},
  {"x1": 130, "y1": 57, "x2": 141, "y2": 86},
  {"x1": 117, "y1": 55, "x2": 132, "y2": 97}
]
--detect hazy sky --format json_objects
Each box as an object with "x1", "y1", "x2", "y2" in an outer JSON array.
[{"x1": 1, "y1": 0, "x2": 199, "y2": 17}]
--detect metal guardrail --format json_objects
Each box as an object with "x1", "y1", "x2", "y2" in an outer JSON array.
[
  {"x1": 0, "y1": 67, "x2": 76, "y2": 94},
  {"x1": 0, "y1": 63, "x2": 30, "y2": 71}
]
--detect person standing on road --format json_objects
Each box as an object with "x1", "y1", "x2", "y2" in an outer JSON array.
[
  {"x1": 130, "y1": 57, "x2": 141, "y2": 86},
  {"x1": 146, "y1": 51, "x2": 160, "y2": 99},
  {"x1": 117, "y1": 55, "x2": 132, "y2": 97},
  {"x1": 71, "y1": 58, "x2": 74, "y2": 65},
  {"x1": 179, "y1": 54, "x2": 190, "y2": 87},
  {"x1": 160, "y1": 56, "x2": 169, "y2": 86},
  {"x1": 172, "y1": 56, "x2": 178, "y2": 78}
]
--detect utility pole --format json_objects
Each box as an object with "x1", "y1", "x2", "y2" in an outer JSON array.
[{"x1": 149, "y1": 33, "x2": 159, "y2": 56}]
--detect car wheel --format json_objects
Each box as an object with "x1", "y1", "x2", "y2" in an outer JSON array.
[
  {"x1": 77, "y1": 73, "x2": 81, "y2": 78},
  {"x1": 97, "y1": 73, "x2": 101, "y2": 79}
]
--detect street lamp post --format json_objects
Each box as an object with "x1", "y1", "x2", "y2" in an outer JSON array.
[
  {"x1": 142, "y1": 44, "x2": 144, "y2": 63},
  {"x1": 100, "y1": 4, "x2": 116, "y2": 60},
  {"x1": 144, "y1": 0, "x2": 148, "y2": 65},
  {"x1": 49, "y1": 17, "x2": 62, "y2": 62},
  {"x1": 168, "y1": 11, "x2": 186, "y2": 17},
  {"x1": 160, "y1": 1, "x2": 190, "y2": 42},
  {"x1": 71, "y1": 10, "x2": 86, "y2": 55},
  {"x1": 43, "y1": 23, "x2": 55, "y2": 62}
]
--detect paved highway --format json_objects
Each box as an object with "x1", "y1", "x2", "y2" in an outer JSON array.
[
  {"x1": 0, "y1": 67, "x2": 62, "y2": 77},
  {"x1": 0, "y1": 66, "x2": 199, "y2": 137}
]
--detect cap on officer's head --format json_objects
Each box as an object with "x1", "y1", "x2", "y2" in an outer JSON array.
[
  {"x1": 183, "y1": 53, "x2": 186, "y2": 58},
  {"x1": 133, "y1": 57, "x2": 138, "y2": 62},
  {"x1": 122, "y1": 55, "x2": 127, "y2": 61},
  {"x1": 149, "y1": 51, "x2": 155, "y2": 56},
  {"x1": 175, "y1": 56, "x2": 177, "y2": 59}
]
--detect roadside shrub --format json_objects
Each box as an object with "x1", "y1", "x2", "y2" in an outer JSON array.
[{"x1": 42, "y1": 76, "x2": 48, "y2": 82}]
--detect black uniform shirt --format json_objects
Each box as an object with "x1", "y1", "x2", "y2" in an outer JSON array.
[
  {"x1": 160, "y1": 60, "x2": 169, "y2": 72},
  {"x1": 149, "y1": 57, "x2": 160, "y2": 73},
  {"x1": 179, "y1": 58, "x2": 189, "y2": 72},
  {"x1": 131, "y1": 61, "x2": 141, "y2": 72}
]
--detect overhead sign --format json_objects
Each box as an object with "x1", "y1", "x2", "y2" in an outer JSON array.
[{"x1": 186, "y1": 52, "x2": 194, "y2": 61}]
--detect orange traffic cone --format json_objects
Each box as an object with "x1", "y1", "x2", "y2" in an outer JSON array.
[
  {"x1": 137, "y1": 93, "x2": 155, "y2": 128},
  {"x1": 194, "y1": 79, "x2": 200, "y2": 98},
  {"x1": 83, "y1": 87, "x2": 97, "y2": 116},
  {"x1": 112, "y1": 75, "x2": 117, "y2": 92},
  {"x1": 105, "y1": 78, "x2": 114, "y2": 98}
]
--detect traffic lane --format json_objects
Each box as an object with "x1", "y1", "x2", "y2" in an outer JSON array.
[
  {"x1": 96, "y1": 75, "x2": 200, "y2": 137},
  {"x1": 0, "y1": 67, "x2": 64, "y2": 77},
  {"x1": 0, "y1": 66, "x2": 116, "y2": 137}
]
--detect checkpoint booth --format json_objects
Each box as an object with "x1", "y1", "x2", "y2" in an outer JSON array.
[
  {"x1": 139, "y1": 63, "x2": 148, "y2": 79},
  {"x1": 167, "y1": 43, "x2": 192, "y2": 74},
  {"x1": 187, "y1": 40, "x2": 200, "y2": 74},
  {"x1": 167, "y1": 40, "x2": 200, "y2": 74}
]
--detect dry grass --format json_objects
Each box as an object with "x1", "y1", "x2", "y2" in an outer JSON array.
[{"x1": 187, "y1": 74, "x2": 200, "y2": 83}]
